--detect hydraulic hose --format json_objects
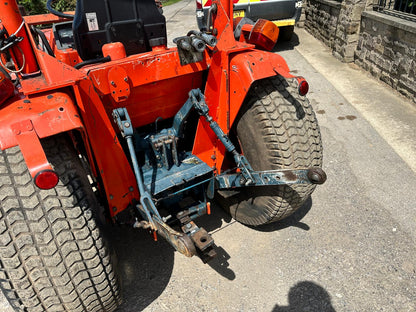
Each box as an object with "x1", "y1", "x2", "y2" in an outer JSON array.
[
  {"x1": 74, "y1": 56, "x2": 111, "y2": 69},
  {"x1": 46, "y1": 0, "x2": 74, "y2": 19},
  {"x1": 32, "y1": 27, "x2": 54, "y2": 57}
]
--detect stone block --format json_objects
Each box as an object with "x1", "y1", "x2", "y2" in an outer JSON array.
[
  {"x1": 346, "y1": 22, "x2": 360, "y2": 34},
  {"x1": 380, "y1": 72, "x2": 393, "y2": 87},
  {"x1": 374, "y1": 43, "x2": 384, "y2": 55},
  {"x1": 398, "y1": 58, "x2": 412, "y2": 75},
  {"x1": 370, "y1": 65, "x2": 381, "y2": 77}
]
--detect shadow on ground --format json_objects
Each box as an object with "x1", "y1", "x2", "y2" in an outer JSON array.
[
  {"x1": 110, "y1": 204, "x2": 233, "y2": 310},
  {"x1": 254, "y1": 196, "x2": 313, "y2": 232},
  {"x1": 273, "y1": 32, "x2": 300, "y2": 53},
  {"x1": 111, "y1": 226, "x2": 174, "y2": 311},
  {"x1": 111, "y1": 196, "x2": 314, "y2": 309},
  {"x1": 273, "y1": 281, "x2": 336, "y2": 312}
]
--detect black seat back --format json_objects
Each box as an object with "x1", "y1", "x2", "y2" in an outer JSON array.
[{"x1": 72, "y1": 0, "x2": 167, "y2": 61}]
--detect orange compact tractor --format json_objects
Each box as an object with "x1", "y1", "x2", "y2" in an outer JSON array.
[{"x1": 0, "y1": 0, "x2": 326, "y2": 310}]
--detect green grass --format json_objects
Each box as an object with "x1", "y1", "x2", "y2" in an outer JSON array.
[{"x1": 163, "y1": 0, "x2": 183, "y2": 6}]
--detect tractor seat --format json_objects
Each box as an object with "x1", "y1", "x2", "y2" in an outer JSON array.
[{"x1": 72, "y1": 0, "x2": 167, "y2": 61}]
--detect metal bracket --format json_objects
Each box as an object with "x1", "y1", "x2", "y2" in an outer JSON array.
[
  {"x1": 216, "y1": 167, "x2": 327, "y2": 189},
  {"x1": 112, "y1": 108, "x2": 160, "y2": 231},
  {"x1": 11, "y1": 120, "x2": 52, "y2": 178},
  {"x1": 187, "y1": 89, "x2": 327, "y2": 188},
  {"x1": 189, "y1": 89, "x2": 255, "y2": 184},
  {"x1": 181, "y1": 220, "x2": 216, "y2": 263},
  {"x1": 112, "y1": 107, "x2": 211, "y2": 259},
  {"x1": 148, "y1": 129, "x2": 179, "y2": 169}
]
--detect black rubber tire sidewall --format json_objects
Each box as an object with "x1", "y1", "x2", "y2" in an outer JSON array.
[
  {"x1": 0, "y1": 135, "x2": 121, "y2": 312},
  {"x1": 217, "y1": 76, "x2": 323, "y2": 226}
]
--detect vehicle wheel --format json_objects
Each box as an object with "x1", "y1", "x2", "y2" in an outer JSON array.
[
  {"x1": 217, "y1": 76, "x2": 323, "y2": 226},
  {"x1": 279, "y1": 25, "x2": 294, "y2": 41},
  {"x1": 0, "y1": 135, "x2": 121, "y2": 311}
]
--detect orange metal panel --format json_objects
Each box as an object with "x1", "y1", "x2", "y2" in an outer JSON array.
[
  {"x1": 228, "y1": 50, "x2": 294, "y2": 128},
  {"x1": 24, "y1": 12, "x2": 74, "y2": 26},
  {"x1": 74, "y1": 80, "x2": 139, "y2": 217},
  {"x1": 20, "y1": 50, "x2": 84, "y2": 95},
  {"x1": 0, "y1": 92, "x2": 84, "y2": 150},
  {"x1": 84, "y1": 49, "x2": 207, "y2": 128},
  {"x1": 11, "y1": 120, "x2": 52, "y2": 177}
]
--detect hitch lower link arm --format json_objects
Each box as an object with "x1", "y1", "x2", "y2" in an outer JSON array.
[
  {"x1": 112, "y1": 108, "x2": 160, "y2": 231},
  {"x1": 112, "y1": 108, "x2": 198, "y2": 258},
  {"x1": 189, "y1": 89, "x2": 256, "y2": 185},
  {"x1": 188, "y1": 89, "x2": 327, "y2": 188}
]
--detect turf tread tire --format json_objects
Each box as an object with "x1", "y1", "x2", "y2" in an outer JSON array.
[
  {"x1": 0, "y1": 135, "x2": 121, "y2": 312},
  {"x1": 218, "y1": 76, "x2": 323, "y2": 226}
]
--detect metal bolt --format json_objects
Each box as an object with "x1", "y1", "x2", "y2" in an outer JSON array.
[
  {"x1": 124, "y1": 122, "x2": 130, "y2": 128},
  {"x1": 124, "y1": 77, "x2": 128, "y2": 82},
  {"x1": 112, "y1": 207, "x2": 117, "y2": 212},
  {"x1": 129, "y1": 187, "x2": 134, "y2": 192},
  {"x1": 186, "y1": 223, "x2": 192, "y2": 229},
  {"x1": 109, "y1": 195, "x2": 114, "y2": 200},
  {"x1": 111, "y1": 81, "x2": 116, "y2": 86}
]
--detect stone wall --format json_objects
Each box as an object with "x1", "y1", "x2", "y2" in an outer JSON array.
[
  {"x1": 303, "y1": 0, "x2": 371, "y2": 62},
  {"x1": 302, "y1": 0, "x2": 416, "y2": 104},
  {"x1": 355, "y1": 11, "x2": 416, "y2": 103},
  {"x1": 333, "y1": 0, "x2": 367, "y2": 62},
  {"x1": 304, "y1": 0, "x2": 341, "y2": 49}
]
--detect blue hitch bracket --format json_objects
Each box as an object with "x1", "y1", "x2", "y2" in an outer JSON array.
[
  {"x1": 112, "y1": 108, "x2": 160, "y2": 231},
  {"x1": 112, "y1": 108, "x2": 203, "y2": 258}
]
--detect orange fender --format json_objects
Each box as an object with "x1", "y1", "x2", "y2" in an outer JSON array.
[
  {"x1": 193, "y1": 49, "x2": 295, "y2": 172},
  {"x1": 228, "y1": 50, "x2": 294, "y2": 129},
  {"x1": 0, "y1": 92, "x2": 84, "y2": 177}
]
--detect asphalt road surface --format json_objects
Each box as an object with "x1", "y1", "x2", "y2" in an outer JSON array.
[{"x1": 1, "y1": 0, "x2": 415, "y2": 311}]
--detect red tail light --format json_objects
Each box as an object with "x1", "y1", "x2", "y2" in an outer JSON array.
[
  {"x1": 247, "y1": 19, "x2": 279, "y2": 51},
  {"x1": 34, "y1": 170, "x2": 59, "y2": 189},
  {"x1": 298, "y1": 79, "x2": 309, "y2": 96}
]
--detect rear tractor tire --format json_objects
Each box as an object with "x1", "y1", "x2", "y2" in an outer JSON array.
[
  {"x1": 0, "y1": 135, "x2": 121, "y2": 311},
  {"x1": 217, "y1": 76, "x2": 323, "y2": 226}
]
